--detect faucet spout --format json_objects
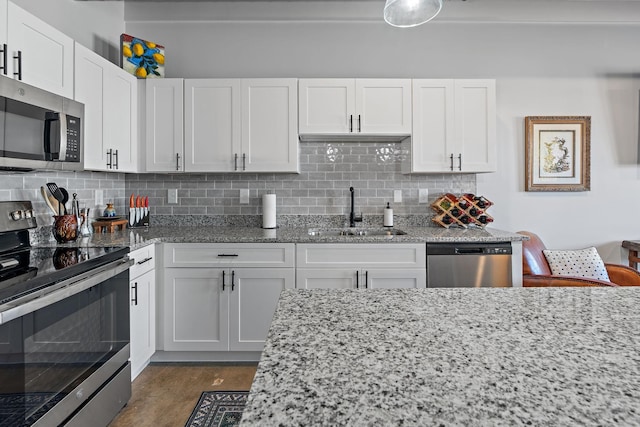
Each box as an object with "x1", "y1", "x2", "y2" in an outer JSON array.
[{"x1": 349, "y1": 186, "x2": 362, "y2": 227}]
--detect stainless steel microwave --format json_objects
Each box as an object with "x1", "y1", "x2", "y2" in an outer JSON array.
[{"x1": 0, "y1": 76, "x2": 83, "y2": 172}]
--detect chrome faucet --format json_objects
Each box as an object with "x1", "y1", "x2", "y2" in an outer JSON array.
[{"x1": 349, "y1": 186, "x2": 363, "y2": 227}]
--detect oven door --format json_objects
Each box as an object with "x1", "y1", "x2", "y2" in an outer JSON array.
[{"x1": 0, "y1": 267, "x2": 130, "y2": 426}]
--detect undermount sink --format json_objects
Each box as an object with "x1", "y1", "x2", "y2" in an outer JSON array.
[{"x1": 307, "y1": 228, "x2": 407, "y2": 237}]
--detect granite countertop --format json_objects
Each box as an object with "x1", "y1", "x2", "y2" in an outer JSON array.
[
  {"x1": 34, "y1": 225, "x2": 526, "y2": 250},
  {"x1": 240, "y1": 288, "x2": 640, "y2": 426}
]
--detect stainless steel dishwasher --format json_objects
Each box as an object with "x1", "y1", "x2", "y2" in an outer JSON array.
[{"x1": 427, "y1": 242, "x2": 513, "y2": 288}]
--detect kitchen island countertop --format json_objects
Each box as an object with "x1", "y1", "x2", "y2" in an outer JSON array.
[
  {"x1": 37, "y1": 225, "x2": 526, "y2": 250},
  {"x1": 240, "y1": 288, "x2": 640, "y2": 426}
]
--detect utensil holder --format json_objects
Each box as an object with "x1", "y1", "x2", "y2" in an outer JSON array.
[{"x1": 52, "y1": 215, "x2": 78, "y2": 243}]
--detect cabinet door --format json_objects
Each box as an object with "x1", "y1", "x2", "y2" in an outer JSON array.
[
  {"x1": 163, "y1": 268, "x2": 229, "y2": 351},
  {"x1": 365, "y1": 269, "x2": 427, "y2": 289},
  {"x1": 7, "y1": 2, "x2": 74, "y2": 98},
  {"x1": 298, "y1": 78, "x2": 354, "y2": 134},
  {"x1": 104, "y1": 66, "x2": 138, "y2": 172},
  {"x1": 241, "y1": 79, "x2": 299, "y2": 172},
  {"x1": 130, "y1": 268, "x2": 155, "y2": 380},
  {"x1": 410, "y1": 79, "x2": 455, "y2": 172},
  {"x1": 228, "y1": 268, "x2": 294, "y2": 351},
  {"x1": 296, "y1": 269, "x2": 358, "y2": 289},
  {"x1": 146, "y1": 79, "x2": 184, "y2": 172},
  {"x1": 74, "y1": 43, "x2": 106, "y2": 171},
  {"x1": 356, "y1": 79, "x2": 412, "y2": 134},
  {"x1": 454, "y1": 79, "x2": 496, "y2": 172},
  {"x1": 184, "y1": 79, "x2": 240, "y2": 172}
]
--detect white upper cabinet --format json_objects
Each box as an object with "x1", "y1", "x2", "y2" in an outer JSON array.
[
  {"x1": 1, "y1": 1, "x2": 74, "y2": 98},
  {"x1": 405, "y1": 79, "x2": 496, "y2": 173},
  {"x1": 298, "y1": 78, "x2": 412, "y2": 139},
  {"x1": 145, "y1": 78, "x2": 184, "y2": 172},
  {"x1": 185, "y1": 79, "x2": 240, "y2": 172},
  {"x1": 75, "y1": 42, "x2": 138, "y2": 172},
  {"x1": 241, "y1": 79, "x2": 298, "y2": 173},
  {"x1": 148, "y1": 78, "x2": 298, "y2": 173}
]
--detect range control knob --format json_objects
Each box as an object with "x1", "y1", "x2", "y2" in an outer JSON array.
[{"x1": 10, "y1": 210, "x2": 22, "y2": 220}]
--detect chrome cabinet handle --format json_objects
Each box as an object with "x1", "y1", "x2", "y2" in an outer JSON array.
[
  {"x1": 365, "y1": 270, "x2": 368, "y2": 288},
  {"x1": 449, "y1": 153, "x2": 454, "y2": 171},
  {"x1": 234, "y1": 153, "x2": 238, "y2": 171},
  {"x1": 217, "y1": 254, "x2": 238, "y2": 257},
  {"x1": 358, "y1": 115, "x2": 361, "y2": 133},
  {"x1": 242, "y1": 153, "x2": 246, "y2": 171},
  {"x1": 113, "y1": 149, "x2": 119, "y2": 169},
  {"x1": 176, "y1": 153, "x2": 181, "y2": 171},
  {"x1": 458, "y1": 154, "x2": 462, "y2": 171},
  {"x1": 222, "y1": 270, "x2": 226, "y2": 291},
  {"x1": 349, "y1": 115, "x2": 353, "y2": 133},
  {"x1": 231, "y1": 270, "x2": 235, "y2": 291},
  {"x1": 131, "y1": 282, "x2": 138, "y2": 305},
  {"x1": 356, "y1": 270, "x2": 359, "y2": 289},
  {"x1": 0, "y1": 44, "x2": 7, "y2": 75},
  {"x1": 106, "y1": 149, "x2": 113, "y2": 169},
  {"x1": 13, "y1": 51, "x2": 21, "y2": 80}
]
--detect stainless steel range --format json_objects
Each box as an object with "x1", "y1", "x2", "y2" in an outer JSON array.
[{"x1": 0, "y1": 201, "x2": 132, "y2": 427}]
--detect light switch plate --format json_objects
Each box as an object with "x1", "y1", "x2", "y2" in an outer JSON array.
[
  {"x1": 394, "y1": 190, "x2": 402, "y2": 203},
  {"x1": 168, "y1": 189, "x2": 178, "y2": 204},
  {"x1": 95, "y1": 189, "x2": 103, "y2": 206},
  {"x1": 419, "y1": 189, "x2": 429, "y2": 203},
  {"x1": 240, "y1": 189, "x2": 250, "y2": 204}
]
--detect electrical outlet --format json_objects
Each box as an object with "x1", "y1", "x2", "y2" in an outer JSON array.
[
  {"x1": 168, "y1": 189, "x2": 178, "y2": 204},
  {"x1": 419, "y1": 189, "x2": 429, "y2": 203},
  {"x1": 240, "y1": 189, "x2": 250, "y2": 204},
  {"x1": 95, "y1": 189, "x2": 103, "y2": 206},
  {"x1": 394, "y1": 190, "x2": 402, "y2": 203}
]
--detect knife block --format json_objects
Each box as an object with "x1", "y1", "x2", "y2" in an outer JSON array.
[{"x1": 128, "y1": 211, "x2": 150, "y2": 228}]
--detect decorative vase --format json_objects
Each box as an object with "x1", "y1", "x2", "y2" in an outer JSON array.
[{"x1": 103, "y1": 203, "x2": 116, "y2": 217}]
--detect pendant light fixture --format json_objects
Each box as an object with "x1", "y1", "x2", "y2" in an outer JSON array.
[{"x1": 383, "y1": 0, "x2": 443, "y2": 28}]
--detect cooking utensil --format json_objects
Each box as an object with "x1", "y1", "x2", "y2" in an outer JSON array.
[
  {"x1": 40, "y1": 186, "x2": 59, "y2": 215},
  {"x1": 46, "y1": 183, "x2": 64, "y2": 216},
  {"x1": 71, "y1": 193, "x2": 80, "y2": 217},
  {"x1": 59, "y1": 187, "x2": 69, "y2": 214}
]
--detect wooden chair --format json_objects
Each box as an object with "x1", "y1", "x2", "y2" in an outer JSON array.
[{"x1": 518, "y1": 231, "x2": 640, "y2": 287}]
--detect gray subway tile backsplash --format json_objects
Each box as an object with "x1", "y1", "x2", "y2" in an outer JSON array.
[{"x1": 3, "y1": 141, "x2": 475, "y2": 230}]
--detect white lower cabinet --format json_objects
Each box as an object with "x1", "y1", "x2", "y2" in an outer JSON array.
[
  {"x1": 128, "y1": 245, "x2": 156, "y2": 380},
  {"x1": 296, "y1": 244, "x2": 426, "y2": 289},
  {"x1": 160, "y1": 244, "x2": 295, "y2": 354}
]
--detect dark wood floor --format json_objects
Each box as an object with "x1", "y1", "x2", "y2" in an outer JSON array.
[{"x1": 109, "y1": 363, "x2": 258, "y2": 427}]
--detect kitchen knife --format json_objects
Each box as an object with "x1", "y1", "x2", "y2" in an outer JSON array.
[{"x1": 129, "y1": 193, "x2": 135, "y2": 226}]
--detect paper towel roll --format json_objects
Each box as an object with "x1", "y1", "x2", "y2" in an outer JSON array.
[{"x1": 262, "y1": 194, "x2": 277, "y2": 229}]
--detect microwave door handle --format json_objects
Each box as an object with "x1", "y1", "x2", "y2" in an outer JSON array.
[{"x1": 58, "y1": 113, "x2": 68, "y2": 161}]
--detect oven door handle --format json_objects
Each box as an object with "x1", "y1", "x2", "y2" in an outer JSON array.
[{"x1": 0, "y1": 256, "x2": 134, "y2": 325}]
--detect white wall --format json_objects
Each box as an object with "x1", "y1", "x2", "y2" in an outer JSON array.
[
  {"x1": 12, "y1": 0, "x2": 124, "y2": 63},
  {"x1": 125, "y1": 2, "x2": 640, "y2": 264}
]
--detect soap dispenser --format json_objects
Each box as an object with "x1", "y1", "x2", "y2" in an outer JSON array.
[{"x1": 384, "y1": 202, "x2": 393, "y2": 227}]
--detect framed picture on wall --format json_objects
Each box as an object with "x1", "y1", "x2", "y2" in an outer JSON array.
[{"x1": 525, "y1": 116, "x2": 591, "y2": 192}]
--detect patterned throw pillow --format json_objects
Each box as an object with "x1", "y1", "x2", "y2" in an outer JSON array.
[{"x1": 543, "y1": 247, "x2": 610, "y2": 282}]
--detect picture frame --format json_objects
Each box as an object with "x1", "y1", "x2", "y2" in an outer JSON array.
[{"x1": 525, "y1": 116, "x2": 591, "y2": 192}]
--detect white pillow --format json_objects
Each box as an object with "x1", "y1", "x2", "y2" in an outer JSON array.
[{"x1": 543, "y1": 247, "x2": 610, "y2": 282}]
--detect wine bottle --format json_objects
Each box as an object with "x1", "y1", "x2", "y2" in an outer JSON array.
[
  {"x1": 442, "y1": 215, "x2": 452, "y2": 225},
  {"x1": 451, "y1": 208, "x2": 461, "y2": 217},
  {"x1": 460, "y1": 215, "x2": 470, "y2": 224}
]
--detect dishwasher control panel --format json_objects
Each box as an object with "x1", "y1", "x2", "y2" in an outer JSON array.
[{"x1": 482, "y1": 247, "x2": 512, "y2": 255}]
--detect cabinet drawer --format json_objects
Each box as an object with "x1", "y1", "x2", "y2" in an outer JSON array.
[
  {"x1": 129, "y1": 244, "x2": 156, "y2": 279},
  {"x1": 296, "y1": 244, "x2": 426, "y2": 268},
  {"x1": 164, "y1": 243, "x2": 295, "y2": 268}
]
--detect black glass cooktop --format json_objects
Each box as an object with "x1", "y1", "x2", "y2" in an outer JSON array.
[{"x1": 0, "y1": 246, "x2": 129, "y2": 306}]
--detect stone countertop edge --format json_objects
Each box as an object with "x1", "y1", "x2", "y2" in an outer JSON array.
[{"x1": 33, "y1": 226, "x2": 527, "y2": 250}]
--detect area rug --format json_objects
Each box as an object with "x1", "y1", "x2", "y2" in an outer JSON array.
[{"x1": 185, "y1": 391, "x2": 249, "y2": 427}]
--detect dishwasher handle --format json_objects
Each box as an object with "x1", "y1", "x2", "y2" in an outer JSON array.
[{"x1": 455, "y1": 247, "x2": 484, "y2": 254}]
